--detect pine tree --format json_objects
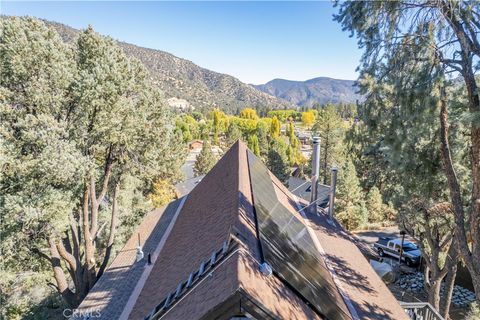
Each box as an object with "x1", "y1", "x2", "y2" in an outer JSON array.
[
  {"x1": 312, "y1": 105, "x2": 346, "y2": 184},
  {"x1": 0, "y1": 17, "x2": 185, "y2": 310},
  {"x1": 256, "y1": 121, "x2": 269, "y2": 159},
  {"x1": 267, "y1": 138, "x2": 290, "y2": 183},
  {"x1": 366, "y1": 186, "x2": 384, "y2": 223},
  {"x1": 336, "y1": 1, "x2": 480, "y2": 305},
  {"x1": 194, "y1": 141, "x2": 217, "y2": 176},
  {"x1": 336, "y1": 159, "x2": 367, "y2": 230}
]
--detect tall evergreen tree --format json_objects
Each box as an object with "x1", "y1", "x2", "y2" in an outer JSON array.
[
  {"x1": 267, "y1": 138, "x2": 290, "y2": 184},
  {"x1": 365, "y1": 186, "x2": 384, "y2": 223},
  {"x1": 336, "y1": 1, "x2": 480, "y2": 302},
  {"x1": 256, "y1": 121, "x2": 270, "y2": 159},
  {"x1": 194, "y1": 141, "x2": 217, "y2": 176},
  {"x1": 336, "y1": 159, "x2": 367, "y2": 230},
  {"x1": 0, "y1": 18, "x2": 185, "y2": 311},
  {"x1": 312, "y1": 104, "x2": 346, "y2": 184}
]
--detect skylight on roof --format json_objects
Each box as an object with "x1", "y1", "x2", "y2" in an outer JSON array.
[{"x1": 247, "y1": 151, "x2": 351, "y2": 320}]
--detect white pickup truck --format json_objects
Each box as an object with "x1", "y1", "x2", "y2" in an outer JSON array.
[{"x1": 373, "y1": 237, "x2": 421, "y2": 267}]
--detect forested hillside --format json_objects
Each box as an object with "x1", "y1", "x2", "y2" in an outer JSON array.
[
  {"x1": 253, "y1": 77, "x2": 362, "y2": 107},
  {"x1": 46, "y1": 20, "x2": 294, "y2": 114}
]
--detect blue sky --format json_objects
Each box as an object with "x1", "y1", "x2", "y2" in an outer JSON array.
[{"x1": 2, "y1": 1, "x2": 362, "y2": 84}]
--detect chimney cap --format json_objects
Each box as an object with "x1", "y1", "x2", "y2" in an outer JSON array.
[
  {"x1": 331, "y1": 166, "x2": 338, "y2": 172},
  {"x1": 312, "y1": 136, "x2": 320, "y2": 143}
]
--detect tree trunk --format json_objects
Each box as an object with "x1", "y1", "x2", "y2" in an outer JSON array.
[
  {"x1": 439, "y1": 1, "x2": 480, "y2": 301},
  {"x1": 49, "y1": 237, "x2": 77, "y2": 307},
  {"x1": 437, "y1": 87, "x2": 480, "y2": 302},
  {"x1": 463, "y1": 59, "x2": 480, "y2": 300},
  {"x1": 442, "y1": 262, "x2": 457, "y2": 319},
  {"x1": 428, "y1": 278, "x2": 442, "y2": 311},
  {"x1": 472, "y1": 276, "x2": 480, "y2": 304},
  {"x1": 97, "y1": 184, "x2": 119, "y2": 279},
  {"x1": 440, "y1": 242, "x2": 459, "y2": 319},
  {"x1": 82, "y1": 185, "x2": 97, "y2": 290},
  {"x1": 440, "y1": 3, "x2": 480, "y2": 301}
]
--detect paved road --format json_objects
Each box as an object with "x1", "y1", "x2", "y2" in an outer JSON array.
[
  {"x1": 353, "y1": 226, "x2": 415, "y2": 246},
  {"x1": 353, "y1": 226, "x2": 418, "y2": 269},
  {"x1": 181, "y1": 150, "x2": 199, "y2": 180}
]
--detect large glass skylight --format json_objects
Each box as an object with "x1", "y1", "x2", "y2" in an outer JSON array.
[{"x1": 247, "y1": 151, "x2": 351, "y2": 320}]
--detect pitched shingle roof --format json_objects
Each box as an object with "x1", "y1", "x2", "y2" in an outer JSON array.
[
  {"x1": 76, "y1": 140, "x2": 408, "y2": 320},
  {"x1": 74, "y1": 199, "x2": 183, "y2": 319}
]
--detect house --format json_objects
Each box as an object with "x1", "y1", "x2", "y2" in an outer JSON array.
[
  {"x1": 188, "y1": 139, "x2": 203, "y2": 151},
  {"x1": 188, "y1": 140, "x2": 223, "y2": 155},
  {"x1": 74, "y1": 141, "x2": 409, "y2": 320},
  {"x1": 288, "y1": 176, "x2": 330, "y2": 206}
]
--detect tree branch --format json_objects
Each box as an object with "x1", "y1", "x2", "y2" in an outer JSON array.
[
  {"x1": 57, "y1": 238, "x2": 79, "y2": 289},
  {"x1": 438, "y1": 86, "x2": 473, "y2": 270},
  {"x1": 48, "y1": 236, "x2": 77, "y2": 307},
  {"x1": 97, "y1": 183, "x2": 119, "y2": 279},
  {"x1": 97, "y1": 145, "x2": 114, "y2": 204},
  {"x1": 89, "y1": 175, "x2": 98, "y2": 236}
]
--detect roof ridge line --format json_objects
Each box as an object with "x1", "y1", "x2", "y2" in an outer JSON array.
[{"x1": 119, "y1": 196, "x2": 188, "y2": 320}]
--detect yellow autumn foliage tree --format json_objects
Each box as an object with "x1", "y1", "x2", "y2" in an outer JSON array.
[
  {"x1": 301, "y1": 110, "x2": 316, "y2": 127},
  {"x1": 149, "y1": 179, "x2": 176, "y2": 208}
]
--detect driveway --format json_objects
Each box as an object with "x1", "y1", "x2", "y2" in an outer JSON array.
[
  {"x1": 353, "y1": 226, "x2": 415, "y2": 246},
  {"x1": 181, "y1": 150, "x2": 199, "y2": 180},
  {"x1": 353, "y1": 226, "x2": 418, "y2": 269}
]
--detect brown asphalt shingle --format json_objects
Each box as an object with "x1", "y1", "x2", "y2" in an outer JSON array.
[
  {"x1": 270, "y1": 173, "x2": 409, "y2": 319},
  {"x1": 74, "y1": 199, "x2": 183, "y2": 319},
  {"x1": 128, "y1": 141, "x2": 244, "y2": 319},
  {"x1": 77, "y1": 140, "x2": 408, "y2": 320}
]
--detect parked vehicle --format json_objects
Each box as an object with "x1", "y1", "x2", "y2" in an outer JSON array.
[{"x1": 373, "y1": 237, "x2": 421, "y2": 267}]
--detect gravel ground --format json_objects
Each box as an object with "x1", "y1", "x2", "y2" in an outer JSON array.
[{"x1": 354, "y1": 227, "x2": 475, "y2": 319}]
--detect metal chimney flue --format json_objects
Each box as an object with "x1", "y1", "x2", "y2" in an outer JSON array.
[
  {"x1": 328, "y1": 166, "x2": 338, "y2": 221},
  {"x1": 310, "y1": 137, "x2": 321, "y2": 214}
]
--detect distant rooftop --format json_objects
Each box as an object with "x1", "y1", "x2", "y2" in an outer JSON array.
[
  {"x1": 174, "y1": 175, "x2": 204, "y2": 197},
  {"x1": 75, "y1": 141, "x2": 409, "y2": 320}
]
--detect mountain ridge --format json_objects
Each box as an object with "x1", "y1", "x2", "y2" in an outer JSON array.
[
  {"x1": 44, "y1": 19, "x2": 294, "y2": 113},
  {"x1": 253, "y1": 76, "x2": 361, "y2": 107},
  {"x1": 41, "y1": 19, "x2": 360, "y2": 112}
]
